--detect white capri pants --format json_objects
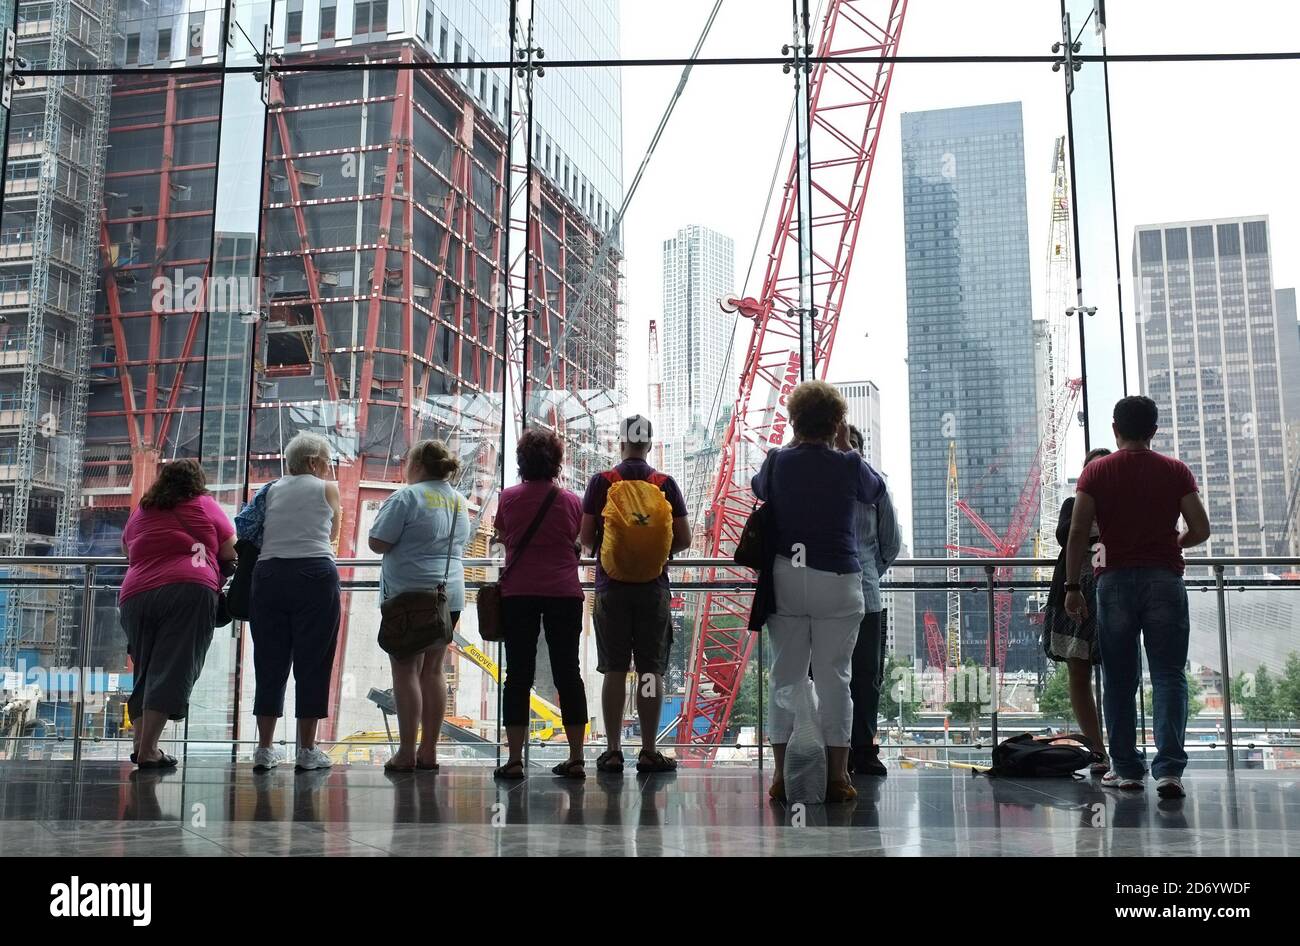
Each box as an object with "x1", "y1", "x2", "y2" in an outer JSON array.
[{"x1": 766, "y1": 555, "x2": 865, "y2": 747}]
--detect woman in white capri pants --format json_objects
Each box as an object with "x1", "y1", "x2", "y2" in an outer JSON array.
[{"x1": 751, "y1": 380, "x2": 885, "y2": 802}]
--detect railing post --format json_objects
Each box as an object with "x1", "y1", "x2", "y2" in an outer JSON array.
[
  {"x1": 71, "y1": 563, "x2": 94, "y2": 765},
  {"x1": 1214, "y1": 564, "x2": 1235, "y2": 772},
  {"x1": 985, "y1": 565, "x2": 998, "y2": 748},
  {"x1": 757, "y1": 628, "x2": 764, "y2": 772}
]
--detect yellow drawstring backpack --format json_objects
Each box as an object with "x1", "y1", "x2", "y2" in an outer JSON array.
[{"x1": 598, "y1": 469, "x2": 673, "y2": 582}]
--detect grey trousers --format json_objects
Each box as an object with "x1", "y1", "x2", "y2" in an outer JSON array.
[{"x1": 120, "y1": 582, "x2": 217, "y2": 721}]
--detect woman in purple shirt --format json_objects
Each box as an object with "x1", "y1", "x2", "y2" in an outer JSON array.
[
  {"x1": 492, "y1": 429, "x2": 588, "y2": 780},
  {"x1": 752, "y1": 381, "x2": 885, "y2": 803}
]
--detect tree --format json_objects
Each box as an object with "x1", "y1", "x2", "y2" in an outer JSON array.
[
  {"x1": 731, "y1": 661, "x2": 768, "y2": 729},
  {"x1": 1231, "y1": 666, "x2": 1284, "y2": 725},
  {"x1": 1037, "y1": 665, "x2": 1074, "y2": 722},
  {"x1": 945, "y1": 660, "x2": 987, "y2": 740},
  {"x1": 1277, "y1": 652, "x2": 1300, "y2": 721},
  {"x1": 880, "y1": 653, "x2": 922, "y2": 728}
]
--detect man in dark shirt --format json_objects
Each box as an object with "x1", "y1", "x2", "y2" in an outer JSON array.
[
  {"x1": 1064, "y1": 396, "x2": 1211, "y2": 799},
  {"x1": 579, "y1": 415, "x2": 691, "y2": 774}
]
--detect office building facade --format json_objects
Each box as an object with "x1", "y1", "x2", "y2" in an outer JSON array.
[
  {"x1": 1133, "y1": 217, "x2": 1292, "y2": 561},
  {"x1": 660, "y1": 224, "x2": 735, "y2": 498},
  {"x1": 837, "y1": 378, "x2": 883, "y2": 469}
]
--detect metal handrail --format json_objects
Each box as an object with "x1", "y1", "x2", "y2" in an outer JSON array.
[
  {"x1": 4, "y1": 555, "x2": 1297, "y2": 771},
  {"x1": 3, "y1": 555, "x2": 1299, "y2": 569}
]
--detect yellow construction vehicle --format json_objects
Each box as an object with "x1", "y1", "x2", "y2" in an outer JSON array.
[{"x1": 327, "y1": 633, "x2": 583, "y2": 764}]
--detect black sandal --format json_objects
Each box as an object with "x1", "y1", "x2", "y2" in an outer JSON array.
[
  {"x1": 136, "y1": 752, "x2": 178, "y2": 769},
  {"x1": 636, "y1": 749, "x2": 678, "y2": 774},
  {"x1": 493, "y1": 760, "x2": 525, "y2": 780},
  {"x1": 595, "y1": 749, "x2": 624, "y2": 773},
  {"x1": 552, "y1": 759, "x2": 586, "y2": 779}
]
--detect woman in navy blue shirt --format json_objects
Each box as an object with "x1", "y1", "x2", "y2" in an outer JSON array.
[{"x1": 752, "y1": 380, "x2": 884, "y2": 802}]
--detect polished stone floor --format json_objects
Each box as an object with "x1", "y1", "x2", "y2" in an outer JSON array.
[{"x1": 0, "y1": 761, "x2": 1296, "y2": 856}]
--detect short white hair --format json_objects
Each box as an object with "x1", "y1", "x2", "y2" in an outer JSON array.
[{"x1": 285, "y1": 432, "x2": 332, "y2": 475}]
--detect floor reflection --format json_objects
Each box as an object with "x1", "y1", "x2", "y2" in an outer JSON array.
[{"x1": 0, "y1": 763, "x2": 1294, "y2": 856}]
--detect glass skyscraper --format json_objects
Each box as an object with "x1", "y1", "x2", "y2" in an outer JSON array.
[{"x1": 901, "y1": 102, "x2": 1038, "y2": 671}]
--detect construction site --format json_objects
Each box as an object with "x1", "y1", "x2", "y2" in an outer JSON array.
[
  {"x1": 0, "y1": 0, "x2": 1085, "y2": 759},
  {"x1": 4, "y1": 0, "x2": 1293, "y2": 770},
  {"x1": 2, "y1": 1, "x2": 626, "y2": 747}
]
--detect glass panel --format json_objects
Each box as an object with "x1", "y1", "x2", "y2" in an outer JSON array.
[
  {"x1": 1224, "y1": 580, "x2": 1300, "y2": 769},
  {"x1": 1063, "y1": 0, "x2": 1125, "y2": 454},
  {"x1": 1099, "y1": 0, "x2": 1300, "y2": 56},
  {"x1": 242, "y1": 48, "x2": 512, "y2": 757}
]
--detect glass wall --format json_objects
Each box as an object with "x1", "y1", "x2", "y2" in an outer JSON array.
[{"x1": 1, "y1": 0, "x2": 1297, "y2": 768}]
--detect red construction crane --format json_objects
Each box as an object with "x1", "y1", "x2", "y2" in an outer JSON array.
[
  {"x1": 678, "y1": 0, "x2": 909, "y2": 758},
  {"x1": 948, "y1": 377, "x2": 1082, "y2": 670},
  {"x1": 922, "y1": 611, "x2": 946, "y2": 700}
]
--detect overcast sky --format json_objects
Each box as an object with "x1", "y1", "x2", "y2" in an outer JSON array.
[{"x1": 612, "y1": 0, "x2": 1300, "y2": 546}]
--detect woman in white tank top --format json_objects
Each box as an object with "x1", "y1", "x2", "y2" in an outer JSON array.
[{"x1": 248, "y1": 432, "x2": 343, "y2": 773}]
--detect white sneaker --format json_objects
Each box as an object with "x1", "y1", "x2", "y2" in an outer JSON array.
[
  {"x1": 252, "y1": 746, "x2": 284, "y2": 771},
  {"x1": 1101, "y1": 770, "x2": 1144, "y2": 791},
  {"x1": 295, "y1": 746, "x2": 334, "y2": 771},
  {"x1": 1155, "y1": 776, "x2": 1185, "y2": 799}
]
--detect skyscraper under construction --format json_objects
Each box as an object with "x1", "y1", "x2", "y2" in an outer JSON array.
[{"x1": 2, "y1": 1, "x2": 625, "y2": 736}]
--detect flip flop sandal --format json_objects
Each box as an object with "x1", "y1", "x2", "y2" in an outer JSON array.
[
  {"x1": 595, "y1": 749, "x2": 624, "y2": 773},
  {"x1": 493, "y1": 761, "x2": 526, "y2": 780},
  {"x1": 384, "y1": 761, "x2": 415, "y2": 773},
  {"x1": 416, "y1": 761, "x2": 440, "y2": 771},
  {"x1": 552, "y1": 759, "x2": 586, "y2": 779},
  {"x1": 136, "y1": 752, "x2": 178, "y2": 770}
]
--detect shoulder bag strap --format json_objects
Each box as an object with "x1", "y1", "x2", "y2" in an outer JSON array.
[
  {"x1": 441, "y1": 492, "x2": 464, "y2": 582},
  {"x1": 502, "y1": 486, "x2": 559, "y2": 581}
]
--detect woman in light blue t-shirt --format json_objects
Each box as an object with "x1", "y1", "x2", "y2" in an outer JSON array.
[{"x1": 369, "y1": 439, "x2": 469, "y2": 772}]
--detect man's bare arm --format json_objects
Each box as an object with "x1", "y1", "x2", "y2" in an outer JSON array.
[{"x1": 1179, "y1": 492, "x2": 1211, "y2": 548}]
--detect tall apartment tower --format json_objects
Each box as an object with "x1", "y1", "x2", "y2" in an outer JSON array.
[
  {"x1": 1133, "y1": 217, "x2": 1293, "y2": 560},
  {"x1": 660, "y1": 224, "x2": 735, "y2": 498},
  {"x1": 837, "y1": 379, "x2": 883, "y2": 469},
  {"x1": 901, "y1": 102, "x2": 1038, "y2": 671}
]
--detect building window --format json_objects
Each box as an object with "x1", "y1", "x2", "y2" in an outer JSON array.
[
  {"x1": 156, "y1": 28, "x2": 171, "y2": 62},
  {"x1": 355, "y1": 0, "x2": 387, "y2": 36},
  {"x1": 125, "y1": 32, "x2": 140, "y2": 65},
  {"x1": 320, "y1": 0, "x2": 337, "y2": 40},
  {"x1": 286, "y1": 2, "x2": 303, "y2": 44}
]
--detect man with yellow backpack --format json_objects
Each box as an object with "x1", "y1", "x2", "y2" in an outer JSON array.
[{"x1": 579, "y1": 415, "x2": 692, "y2": 774}]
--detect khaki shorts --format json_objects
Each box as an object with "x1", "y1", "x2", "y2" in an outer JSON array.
[{"x1": 594, "y1": 583, "x2": 672, "y2": 676}]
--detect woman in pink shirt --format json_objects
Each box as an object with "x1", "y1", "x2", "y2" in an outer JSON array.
[
  {"x1": 492, "y1": 429, "x2": 588, "y2": 780},
  {"x1": 119, "y1": 460, "x2": 236, "y2": 767}
]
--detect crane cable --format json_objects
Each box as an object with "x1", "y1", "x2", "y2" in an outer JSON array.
[
  {"x1": 530, "y1": 0, "x2": 727, "y2": 394},
  {"x1": 687, "y1": 0, "x2": 827, "y2": 533}
]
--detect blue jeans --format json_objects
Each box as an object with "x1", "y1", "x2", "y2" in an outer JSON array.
[{"x1": 1096, "y1": 567, "x2": 1190, "y2": 779}]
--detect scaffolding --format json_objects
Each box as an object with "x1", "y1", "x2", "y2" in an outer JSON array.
[
  {"x1": 1, "y1": 0, "x2": 114, "y2": 668},
  {"x1": 257, "y1": 40, "x2": 620, "y2": 734}
]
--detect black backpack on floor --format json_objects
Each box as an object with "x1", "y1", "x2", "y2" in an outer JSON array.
[{"x1": 984, "y1": 733, "x2": 1102, "y2": 778}]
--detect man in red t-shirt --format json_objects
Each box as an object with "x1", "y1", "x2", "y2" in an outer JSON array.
[{"x1": 1063, "y1": 396, "x2": 1210, "y2": 800}]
